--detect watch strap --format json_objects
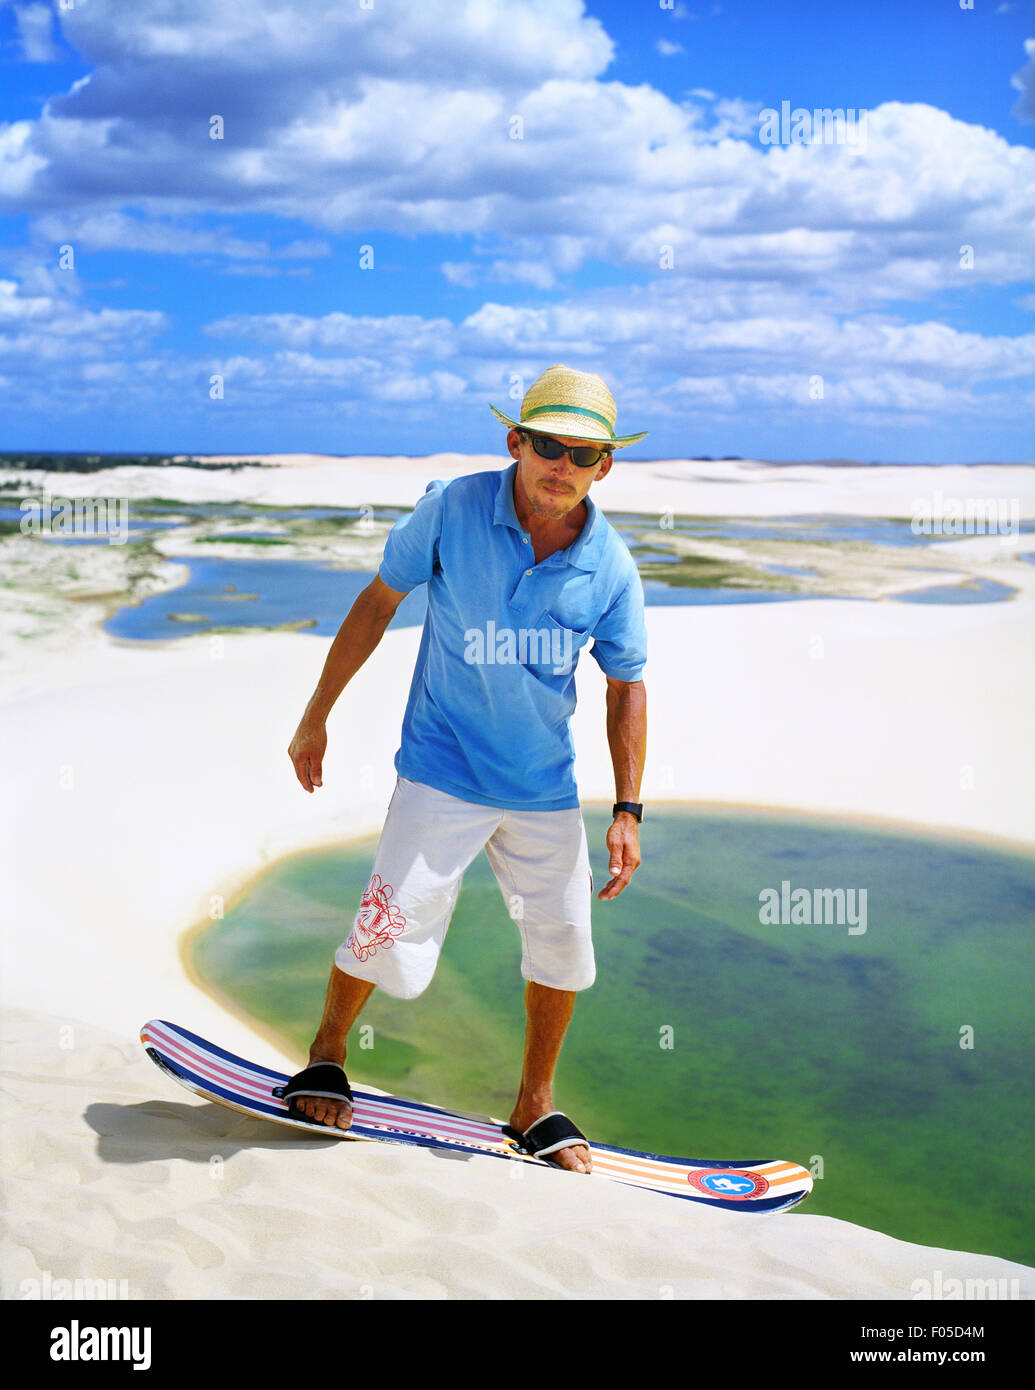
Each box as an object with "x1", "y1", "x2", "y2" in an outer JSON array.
[{"x1": 613, "y1": 801, "x2": 643, "y2": 823}]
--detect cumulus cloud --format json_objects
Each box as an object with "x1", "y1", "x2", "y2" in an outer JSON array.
[
  {"x1": 1, "y1": 0, "x2": 1032, "y2": 450},
  {"x1": 200, "y1": 282, "x2": 1035, "y2": 430},
  {"x1": 0, "y1": 272, "x2": 170, "y2": 415},
  {"x1": 1, "y1": 6, "x2": 1030, "y2": 308},
  {"x1": 0, "y1": 275, "x2": 166, "y2": 358}
]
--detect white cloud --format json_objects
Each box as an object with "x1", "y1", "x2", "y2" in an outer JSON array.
[
  {"x1": 55, "y1": 0, "x2": 612, "y2": 91},
  {"x1": 31, "y1": 210, "x2": 329, "y2": 264},
  {"x1": 0, "y1": 120, "x2": 47, "y2": 200},
  {"x1": 656, "y1": 40, "x2": 684, "y2": 57},
  {"x1": 707, "y1": 96, "x2": 764, "y2": 140},
  {"x1": 667, "y1": 369, "x2": 1015, "y2": 419},
  {"x1": 190, "y1": 350, "x2": 470, "y2": 415},
  {"x1": 1, "y1": 0, "x2": 1032, "y2": 450},
  {"x1": 0, "y1": 3, "x2": 1029, "y2": 312},
  {"x1": 441, "y1": 257, "x2": 557, "y2": 290},
  {"x1": 441, "y1": 262, "x2": 481, "y2": 289},
  {"x1": 200, "y1": 284, "x2": 1035, "y2": 423},
  {"x1": 5, "y1": 80, "x2": 1030, "y2": 314},
  {"x1": 11, "y1": 3, "x2": 60, "y2": 63},
  {"x1": 1010, "y1": 37, "x2": 1035, "y2": 122},
  {"x1": 0, "y1": 273, "x2": 168, "y2": 411},
  {"x1": 0, "y1": 276, "x2": 166, "y2": 354},
  {"x1": 3, "y1": 251, "x2": 1029, "y2": 437},
  {"x1": 205, "y1": 309, "x2": 458, "y2": 360}
]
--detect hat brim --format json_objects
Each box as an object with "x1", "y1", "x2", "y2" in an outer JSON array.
[{"x1": 489, "y1": 403, "x2": 647, "y2": 449}]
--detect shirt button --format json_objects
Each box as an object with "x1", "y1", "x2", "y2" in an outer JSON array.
[
  {"x1": 525, "y1": 568, "x2": 533, "y2": 576},
  {"x1": 522, "y1": 536, "x2": 529, "y2": 544}
]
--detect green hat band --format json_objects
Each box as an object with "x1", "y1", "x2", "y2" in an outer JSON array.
[{"x1": 521, "y1": 404, "x2": 616, "y2": 438}]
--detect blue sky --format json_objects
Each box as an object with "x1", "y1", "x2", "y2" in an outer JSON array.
[{"x1": 1, "y1": 0, "x2": 1033, "y2": 461}]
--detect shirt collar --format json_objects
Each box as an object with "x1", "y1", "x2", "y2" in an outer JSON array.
[{"x1": 493, "y1": 462, "x2": 606, "y2": 571}]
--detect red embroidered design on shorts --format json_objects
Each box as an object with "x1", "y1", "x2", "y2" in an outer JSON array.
[{"x1": 347, "y1": 874, "x2": 407, "y2": 962}]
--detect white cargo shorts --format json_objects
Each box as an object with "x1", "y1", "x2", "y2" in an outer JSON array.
[{"x1": 334, "y1": 776, "x2": 595, "y2": 999}]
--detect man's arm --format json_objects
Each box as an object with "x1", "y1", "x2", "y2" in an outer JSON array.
[
  {"x1": 598, "y1": 675, "x2": 646, "y2": 900},
  {"x1": 287, "y1": 575, "x2": 408, "y2": 792}
]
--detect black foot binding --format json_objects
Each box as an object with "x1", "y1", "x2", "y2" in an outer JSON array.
[
  {"x1": 503, "y1": 1111, "x2": 590, "y2": 1168},
  {"x1": 273, "y1": 1062, "x2": 353, "y2": 1123}
]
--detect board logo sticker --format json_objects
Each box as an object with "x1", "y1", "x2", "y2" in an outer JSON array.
[{"x1": 686, "y1": 1168, "x2": 769, "y2": 1200}]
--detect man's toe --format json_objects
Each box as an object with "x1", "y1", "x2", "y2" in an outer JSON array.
[
  {"x1": 309, "y1": 1097, "x2": 352, "y2": 1129},
  {"x1": 556, "y1": 1143, "x2": 592, "y2": 1173}
]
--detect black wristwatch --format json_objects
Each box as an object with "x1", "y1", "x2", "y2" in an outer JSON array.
[{"x1": 612, "y1": 802, "x2": 643, "y2": 823}]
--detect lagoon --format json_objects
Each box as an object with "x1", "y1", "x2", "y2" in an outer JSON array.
[{"x1": 192, "y1": 806, "x2": 1035, "y2": 1265}]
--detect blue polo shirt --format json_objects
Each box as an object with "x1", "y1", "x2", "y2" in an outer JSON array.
[{"x1": 377, "y1": 462, "x2": 646, "y2": 811}]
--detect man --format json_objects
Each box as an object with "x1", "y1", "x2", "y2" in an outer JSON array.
[{"x1": 285, "y1": 364, "x2": 647, "y2": 1174}]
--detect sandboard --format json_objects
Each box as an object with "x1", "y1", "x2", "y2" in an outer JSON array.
[{"x1": 141, "y1": 1019, "x2": 812, "y2": 1213}]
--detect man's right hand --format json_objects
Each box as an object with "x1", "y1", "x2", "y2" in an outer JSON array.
[
  {"x1": 288, "y1": 718, "x2": 327, "y2": 792},
  {"x1": 285, "y1": 576, "x2": 407, "y2": 794}
]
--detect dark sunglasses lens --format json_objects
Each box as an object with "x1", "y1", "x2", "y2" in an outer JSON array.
[
  {"x1": 571, "y1": 447, "x2": 604, "y2": 467},
  {"x1": 529, "y1": 434, "x2": 606, "y2": 468},
  {"x1": 531, "y1": 435, "x2": 565, "y2": 460}
]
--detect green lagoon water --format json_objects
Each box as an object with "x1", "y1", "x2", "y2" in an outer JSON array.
[{"x1": 193, "y1": 808, "x2": 1034, "y2": 1264}]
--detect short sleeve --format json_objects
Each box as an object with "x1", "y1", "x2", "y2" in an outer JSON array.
[
  {"x1": 590, "y1": 566, "x2": 647, "y2": 681},
  {"x1": 378, "y1": 479, "x2": 446, "y2": 593}
]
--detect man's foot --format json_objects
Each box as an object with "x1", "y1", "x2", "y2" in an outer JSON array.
[
  {"x1": 508, "y1": 1101, "x2": 592, "y2": 1174},
  {"x1": 286, "y1": 1054, "x2": 353, "y2": 1130}
]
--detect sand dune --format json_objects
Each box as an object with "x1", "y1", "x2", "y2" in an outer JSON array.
[
  {"x1": 4, "y1": 1010, "x2": 1030, "y2": 1301},
  {"x1": 20, "y1": 452, "x2": 1035, "y2": 517},
  {"x1": 2, "y1": 455, "x2": 1032, "y2": 1301}
]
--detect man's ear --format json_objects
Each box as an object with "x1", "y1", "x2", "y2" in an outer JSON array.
[
  {"x1": 506, "y1": 427, "x2": 523, "y2": 460},
  {"x1": 594, "y1": 453, "x2": 614, "y2": 481}
]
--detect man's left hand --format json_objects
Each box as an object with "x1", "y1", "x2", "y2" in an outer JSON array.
[{"x1": 598, "y1": 814, "x2": 641, "y2": 900}]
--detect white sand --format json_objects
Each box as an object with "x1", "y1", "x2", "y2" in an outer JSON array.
[
  {"x1": 3, "y1": 1008, "x2": 1029, "y2": 1301},
  {"x1": 2, "y1": 455, "x2": 1033, "y2": 1300},
  {"x1": 17, "y1": 450, "x2": 1035, "y2": 516}
]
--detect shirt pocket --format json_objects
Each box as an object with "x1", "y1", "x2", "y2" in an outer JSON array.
[{"x1": 531, "y1": 610, "x2": 591, "y2": 677}]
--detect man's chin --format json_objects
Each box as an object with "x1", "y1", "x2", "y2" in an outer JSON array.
[{"x1": 533, "y1": 488, "x2": 575, "y2": 518}]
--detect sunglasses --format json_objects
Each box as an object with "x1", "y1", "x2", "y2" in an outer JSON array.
[{"x1": 521, "y1": 431, "x2": 612, "y2": 469}]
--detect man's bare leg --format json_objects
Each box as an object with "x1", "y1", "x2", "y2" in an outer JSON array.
[
  {"x1": 508, "y1": 981, "x2": 591, "y2": 1174},
  {"x1": 293, "y1": 965, "x2": 375, "y2": 1129}
]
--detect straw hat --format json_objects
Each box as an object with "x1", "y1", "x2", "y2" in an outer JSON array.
[{"x1": 489, "y1": 364, "x2": 647, "y2": 449}]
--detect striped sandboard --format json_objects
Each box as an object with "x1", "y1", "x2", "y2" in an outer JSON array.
[{"x1": 141, "y1": 1019, "x2": 812, "y2": 1213}]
